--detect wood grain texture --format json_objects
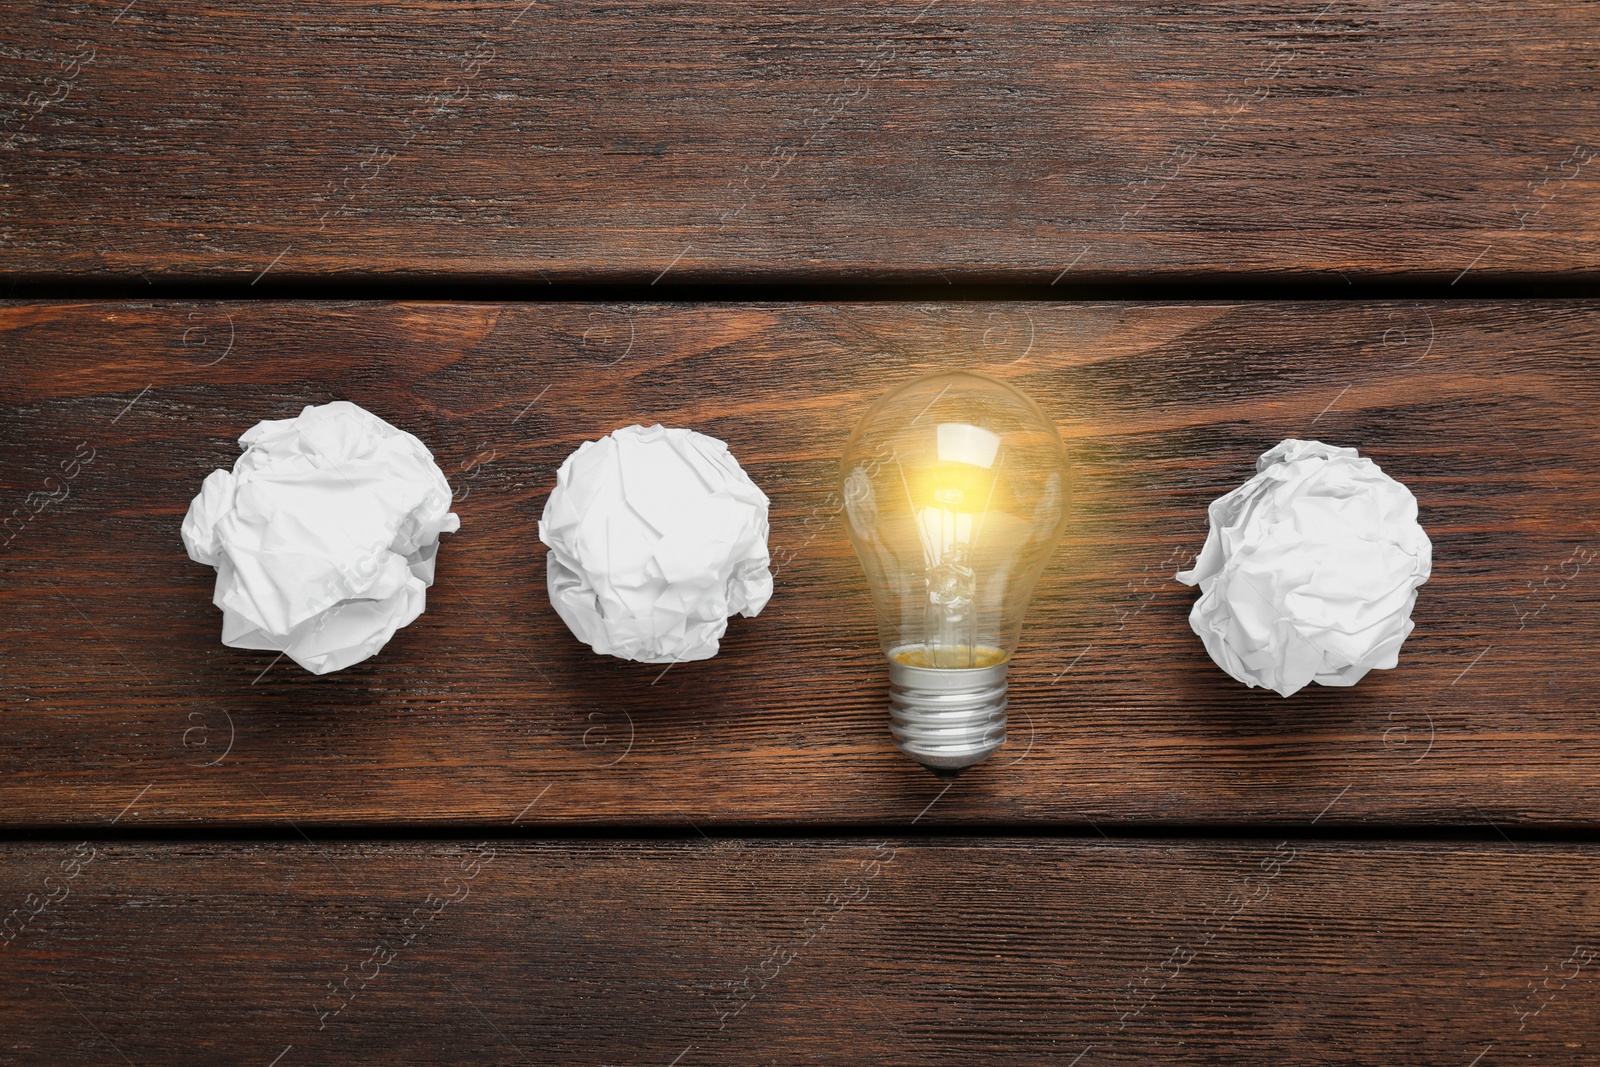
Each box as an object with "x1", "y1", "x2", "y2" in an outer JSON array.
[
  {"x1": 1, "y1": 300, "x2": 1598, "y2": 828},
  {"x1": 2, "y1": 839, "x2": 1597, "y2": 1065},
  {"x1": 4, "y1": 1, "x2": 1600, "y2": 285}
]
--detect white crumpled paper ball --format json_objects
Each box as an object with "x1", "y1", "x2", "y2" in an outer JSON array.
[
  {"x1": 1175, "y1": 439, "x2": 1431, "y2": 697},
  {"x1": 181, "y1": 400, "x2": 460, "y2": 675},
  {"x1": 539, "y1": 424, "x2": 772, "y2": 664}
]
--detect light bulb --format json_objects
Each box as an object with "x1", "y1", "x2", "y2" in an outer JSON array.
[{"x1": 840, "y1": 370, "x2": 1070, "y2": 773}]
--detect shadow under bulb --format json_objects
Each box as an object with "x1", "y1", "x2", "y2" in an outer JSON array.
[{"x1": 840, "y1": 370, "x2": 1070, "y2": 774}]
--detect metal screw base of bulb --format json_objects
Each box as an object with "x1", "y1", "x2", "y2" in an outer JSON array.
[{"x1": 886, "y1": 653, "x2": 1008, "y2": 772}]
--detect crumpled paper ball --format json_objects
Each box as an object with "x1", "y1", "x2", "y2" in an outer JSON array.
[
  {"x1": 181, "y1": 400, "x2": 460, "y2": 675},
  {"x1": 1175, "y1": 438, "x2": 1431, "y2": 697},
  {"x1": 539, "y1": 424, "x2": 772, "y2": 664}
]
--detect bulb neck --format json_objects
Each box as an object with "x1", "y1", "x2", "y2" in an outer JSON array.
[{"x1": 885, "y1": 649, "x2": 1009, "y2": 771}]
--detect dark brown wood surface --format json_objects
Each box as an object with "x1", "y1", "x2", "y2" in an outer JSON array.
[
  {"x1": 2, "y1": 838, "x2": 1596, "y2": 1065},
  {"x1": 5, "y1": 1, "x2": 1600, "y2": 287},
  {"x1": 8, "y1": 1, "x2": 1600, "y2": 1058},
  {"x1": 2, "y1": 299, "x2": 1596, "y2": 829}
]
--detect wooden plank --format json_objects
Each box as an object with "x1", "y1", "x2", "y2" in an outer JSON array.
[
  {"x1": 1, "y1": 300, "x2": 1597, "y2": 828},
  {"x1": 4, "y1": 2, "x2": 1599, "y2": 284},
  {"x1": 1, "y1": 838, "x2": 1596, "y2": 1063}
]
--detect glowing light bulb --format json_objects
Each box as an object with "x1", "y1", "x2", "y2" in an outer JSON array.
[{"x1": 840, "y1": 370, "x2": 1070, "y2": 773}]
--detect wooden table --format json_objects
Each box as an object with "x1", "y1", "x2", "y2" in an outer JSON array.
[{"x1": 3, "y1": 3, "x2": 1598, "y2": 1063}]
